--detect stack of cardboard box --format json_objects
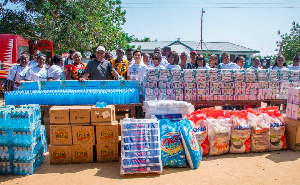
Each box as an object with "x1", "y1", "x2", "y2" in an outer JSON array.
[
  {"x1": 91, "y1": 105, "x2": 119, "y2": 162},
  {"x1": 49, "y1": 105, "x2": 118, "y2": 164}
]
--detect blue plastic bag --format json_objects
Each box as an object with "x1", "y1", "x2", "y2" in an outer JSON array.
[
  {"x1": 159, "y1": 119, "x2": 187, "y2": 167},
  {"x1": 179, "y1": 119, "x2": 202, "y2": 169}
]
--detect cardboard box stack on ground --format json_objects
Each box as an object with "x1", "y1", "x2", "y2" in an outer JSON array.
[
  {"x1": 92, "y1": 105, "x2": 119, "y2": 162},
  {"x1": 49, "y1": 105, "x2": 119, "y2": 164},
  {"x1": 284, "y1": 117, "x2": 300, "y2": 151}
]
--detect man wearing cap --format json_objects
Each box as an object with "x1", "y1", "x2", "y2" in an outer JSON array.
[
  {"x1": 186, "y1": 50, "x2": 198, "y2": 69},
  {"x1": 79, "y1": 46, "x2": 120, "y2": 81}
]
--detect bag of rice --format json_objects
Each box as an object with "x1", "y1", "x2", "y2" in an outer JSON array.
[
  {"x1": 188, "y1": 113, "x2": 209, "y2": 156},
  {"x1": 248, "y1": 113, "x2": 271, "y2": 152},
  {"x1": 259, "y1": 107, "x2": 288, "y2": 151},
  {"x1": 230, "y1": 116, "x2": 251, "y2": 153},
  {"x1": 269, "y1": 116, "x2": 288, "y2": 151},
  {"x1": 179, "y1": 119, "x2": 202, "y2": 169},
  {"x1": 207, "y1": 118, "x2": 231, "y2": 156},
  {"x1": 159, "y1": 119, "x2": 187, "y2": 167}
]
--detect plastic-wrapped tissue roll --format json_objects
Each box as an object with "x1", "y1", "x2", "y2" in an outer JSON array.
[
  {"x1": 143, "y1": 100, "x2": 194, "y2": 118},
  {"x1": 159, "y1": 119, "x2": 187, "y2": 167},
  {"x1": 120, "y1": 118, "x2": 163, "y2": 176},
  {"x1": 179, "y1": 119, "x2": 202, "y2": 169}
]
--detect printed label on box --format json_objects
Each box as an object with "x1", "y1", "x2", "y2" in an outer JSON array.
[
  {"x1": 56, "y1": 129, "x2": 69, "y2": 142},
  {"x1": 102, "y1": 110, "x2": 110, "y2": 119}
]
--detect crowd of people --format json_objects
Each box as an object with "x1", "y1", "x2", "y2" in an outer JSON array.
[{"x1": 6, "y1": 45, "x2": 300, "y2": 91}]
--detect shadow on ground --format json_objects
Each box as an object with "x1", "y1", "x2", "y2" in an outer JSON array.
[
  {"x1": 94, "y1": 161, "x2": 191, "y2": 179},
  {"x1": 265, "y1": 149, "x2": 300, "y2": 163},
  {"x1": 202, "y1": 151, "x2": 267, "y2": 161}
]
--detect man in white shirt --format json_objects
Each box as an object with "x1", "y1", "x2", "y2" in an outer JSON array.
[
  {"x1": 220, "y1": 52, "x2": 240, "y2": 69},
  {"x1": 288, "y1": 55, "x2": 300, "y2": 70},
  {"x1": 128, "y1": 50, "x2": 147, "y2": 83}
]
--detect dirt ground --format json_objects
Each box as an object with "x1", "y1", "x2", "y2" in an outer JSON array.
[{"x1": 1, "y1": 149, "x2": 300, "y2": 185}]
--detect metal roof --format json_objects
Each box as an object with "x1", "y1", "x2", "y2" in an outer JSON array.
[{"x1": 130, "y1": 40, "x2": 260, "y2": 54}]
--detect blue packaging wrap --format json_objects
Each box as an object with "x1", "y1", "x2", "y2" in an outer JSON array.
[
  {"x1": 123, "y1": 135, "x2": 159, "y2": 143},
  {"x1": 159, "y1": 119, "x2": 187, "y2": 167},
  {"x1": 120, "y1": 118, "x2": 162, "y2": 175},
  {"x1": 179, "y1": 119, "x2": 202, "y2": 169}
]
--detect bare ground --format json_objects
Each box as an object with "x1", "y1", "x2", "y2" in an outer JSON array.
[{"x1": 1, "y1": 150, "x2": 300, "y2": 185}]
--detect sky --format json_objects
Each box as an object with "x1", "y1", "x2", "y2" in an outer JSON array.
[{"x1": 121, "y1": 0, "x2": 300, "y2": 56}]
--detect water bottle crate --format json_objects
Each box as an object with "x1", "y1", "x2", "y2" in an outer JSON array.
[
  {"x1": 12, "y1": 130, "x2": 37, "y2": 145},
  {"x1": 0, "y1": 108, "x2": 11, "y2": 128},
  {"x1": 13, "y1": 146, "x2": 44, "y2": 175},
  {"x1": 19, "y1": 104, "x2": 41, "y2": 122},
  {"x1": 0, "y1": 143, "x2": 14, "y2": 160},
  {"x1": 13, "y1": 141, "x2": 41, "y2": 160},
  {"x1": 0, "y1": 159, "x2": 14, "y2": 174},
  {"x1": 0, "y1": 128, "x2": 13, "y2": 144}
]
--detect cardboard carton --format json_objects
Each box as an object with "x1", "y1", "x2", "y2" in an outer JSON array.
[
  {"x1": 49, "y1": 145, "x2": 71, "y2": 164},
  {"x1": 284, "y1": 117, "x2": 300, "y2": 151},
  {"x1": 96, "y1": 143, "x2": 119, "y2": 162},
  {"x1": 71, "y1": 145, "x2": 94, "y2": 163},
  {"x1": 92, "y1": 120, "x2": 118, "y2": 126},
  {"x1": 72, "y1": 126, "x2": 95, "y2": 145},
  {"x1": 91, "y1": 105, "x2": 115, "y2": 123},
  {"x1": 293, "y1": 88, "x2": 300, "y2": 105},
  {"x1": 50, "y1": 125, "x2": 72, "y2": 145},
  {"x1": 50, "y1": 106, "x2": 70, "y2": 124},
  {"x1": 286, "y1": 103, "x2": 292, "y2": 119},
  {"x1": 69, "y1": 106, "x2": 91, "y2": 124},
  {"x1": 292, "y1": 104, "x2": 299, "y2": 120},
  {"x1": 96, "y1": 123, "x2": 119, "y2": 144}
]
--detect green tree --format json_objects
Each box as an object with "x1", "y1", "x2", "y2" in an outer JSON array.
[
  {"x1": 1, "y1": 0, "x2": 128, "y2": 54},
  {"x1": 277, "y1": 21, "x2": 300, "y2": 61},
  {"x1": 0, "y1": 9, "x2": 37, "y2": 39}
]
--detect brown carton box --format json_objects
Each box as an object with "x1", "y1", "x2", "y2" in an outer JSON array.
[
  {"x1": 50, "y1": 106, "x2": 70, "y2": 124},
  {"x1": 92, "y1": 121, "x2": 118, "y2": 126},
  {"x1": 72, "y1": 126, "x2": 95, "y2": 145},
  {"x1": 49, "y1": 145, "x2": 72, "y2": 164},
  {"x1": 50, "y1": 125, "x2": 72, "y2": 145},
  {"x1": 71, "y1": 145, "x2": 94, "y2": 163},
  {"x1": 91, "y1": 105, "x2": 115, "y2": 123},
  {"x1": 69, "y1": 106, "x2": 91, "y2": 124},
  {"x1": 96, "y1": 123, "x2": 119, "y2": 144},
  {"x1": 284, "y1": 117, "x2": 300, "y2": 151},
  {"x1": 96, "y1": 143, "x2": 119, "y2": 162}
]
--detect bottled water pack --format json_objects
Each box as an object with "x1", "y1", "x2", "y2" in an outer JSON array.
[
  {"x1": 5, "y1": 88, "x2": 140, "y2": 105},
  {"x1": 0, "y1": 105, "x2": 47, "y2": 175}
]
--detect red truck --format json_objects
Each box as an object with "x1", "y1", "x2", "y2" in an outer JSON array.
[{"x1": 0, "y1": 34, "x2": 53, "y2": 83}]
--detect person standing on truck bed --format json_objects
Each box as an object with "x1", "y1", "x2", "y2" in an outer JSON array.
[{"x1": 6, "y1": 54, "x2": 30, "y2": 91}]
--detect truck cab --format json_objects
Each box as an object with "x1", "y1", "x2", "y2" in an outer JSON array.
[{"x1": 0, "y1": 34, "x2": 53, "y2": 83}]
